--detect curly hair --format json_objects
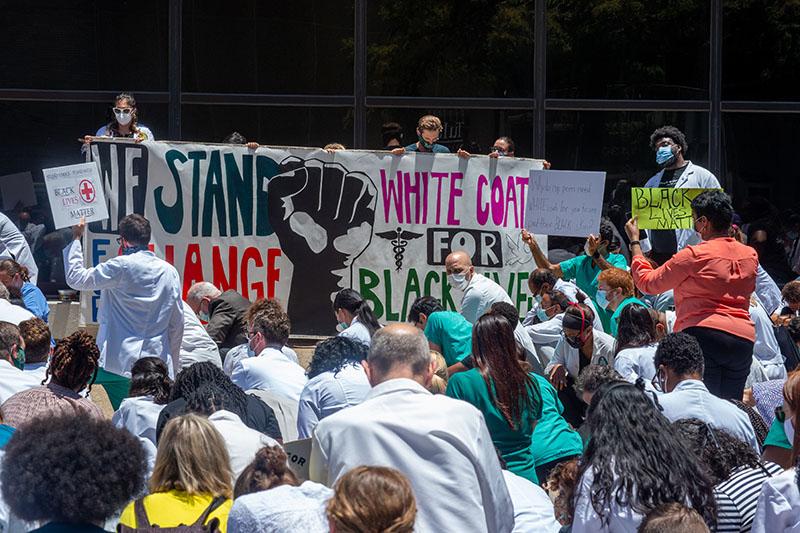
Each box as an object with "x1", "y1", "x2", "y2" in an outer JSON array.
[
  {"x1": 327, "y1": 466, "x2": 417, "y2": 533},
  {"x1": 649, "y1": 126, "x2": 689, "y2": 156},
  {"x1": 18, "y1": 317, "x2": 51, "y2": 365},
  {"x1": 46, "y1": 331, "x2": 99, "y2": 392},
  {"x1": 246, "y1": 298, "x2": 291, "y2": 345},
  {"x1": 489, "y1": 301, "x2": 522, "y2": 327},
  {"x1": 407, "y1": 295, "x2": 444, "y2": 323},
  {"x1": 579, "y1": 381, "x2": 717, "y2": 526},
  {"x1": 129, "y1": 357, "x2": 173, "y2": 405},
  {"x1": 546, "y1": 458, "x2": 580, "y2": 525},
  {"x1": 170, "y1": 362, "x2": 248, "y2": 417},
  {"x1": 599, "y1": 217, "x2": 618, "y2": 247},
  {"x1": 1, "y1": 414, "x2": 146, "y2": 523},
  {"x1": 234, "y1": 445, "x2": 299, "y2": 498},
  {"x1": 653, "y1": 332, "x2": 704, "y2": 376},
  {"x1": 573, "y1": 364, "x2": 624, "y2": 398},
  {"x1": 672, "y1": 418, "x2": 769, "y2": 485},
  {"x1": 691, "y1": 190, "x2": 734, "y2": 233},
  {"x1": 306, "y1": 336, "x2": 368, "y2": 379}
]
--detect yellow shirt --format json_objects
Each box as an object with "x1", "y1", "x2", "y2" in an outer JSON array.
[{"x1": 119, "y1": 490, "x2": 232, "y2": 532}]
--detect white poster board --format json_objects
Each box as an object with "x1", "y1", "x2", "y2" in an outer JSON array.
[
  {"x1": 524, "y1": 170, "x2": 606, "y2": 238},
  {"x1": 283, "y1": 438, "x2": 312, "y2": 480},
  {"x1": 43, "y1": 162, "x2": 109, "y2": 229}
]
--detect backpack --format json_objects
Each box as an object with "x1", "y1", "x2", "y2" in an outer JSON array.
[{"x1": 117, "y1": 496, "x2": 226, "y2": 533}]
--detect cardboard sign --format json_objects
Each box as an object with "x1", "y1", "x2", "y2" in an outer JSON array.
[
  {"x1": 524, "y1": 170, "x2": 606, "y2": 237},
  {"x1": 283, "y1": 438, "x2": 312, "y2": 480},
  {"x1": 43, "y1": 162, "x2": 109, "y2": 229},
  {"x1": 632, "y1": 187, "x2": 713, "y2": 230}
]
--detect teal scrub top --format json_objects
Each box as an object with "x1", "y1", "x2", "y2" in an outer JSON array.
[
  {"x1": 530, "y1": 374, "x2": 583, "y2": 466},
  {"x1": 609, "y1": 297, "x2": 648, "y2": 337},
  {"x1": 764, "y1": 416, "x2": 791, "y2": 450},
  {"x1": 559, "y1": 253, "x2": 628, "y2": 331},
  {"x1": 446, "y1": 368, "x2": 543, "y2": 484},
  {"x1": 424, "y1": 311, "x2": 472, "y2": 366}
]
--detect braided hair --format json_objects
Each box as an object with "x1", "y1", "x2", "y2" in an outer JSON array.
[
  {"x1": 170, "y1": 362, "x2": 248, "y2": 418},
  {"x1": 45, "y1": 331, "x2": 99, "y2": 393}
]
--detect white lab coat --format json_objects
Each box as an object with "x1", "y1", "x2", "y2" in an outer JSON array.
[
  {"x1": 460, "y1": 272, "x2": 513, "y2": 324},
  {"x1": 752, "y1": 467, "x2": 800, "y2": 533},
  {"x1": 63, "y1": 240, "x2": 184, "y2": 378},
  {"x1": 502, "y1": 470, "x2": 561, "y2": 533},
  {"x1": 0, "y1": 359, "x2": 41, "y2": 403},
  {"x1": 22, "y1": 362, "x2": 47, "y2": 385},
  {"x1": 572, "y1": 466, "x2": 645, "y2": 533},
  {"x1": 750, "y1": 298, "x2": 786, "y2": 380},
  {"x1": 545, "y1": 330, "x2": 617, "y2": 378},
  {"x1": 223, "y1": 343, "x2": 299, "y2": 377},
  {"x1": 112, "y1": 395, "x2": 165, "y2": 473},
  {"x1": 613, "y1": 344, "x2": 658, "y2": 383},
  {"x1": 0, "y1": 298, "x2": 35, "y2": 325},
  {"x1": 640, "y1": 162, "x2": 721, "y2": 253},
  {"x1": 338, "y1": 317, "x2": 372, "y2": 346},
  {"x1": 0, "y1": 212, "x2": 37, "y2": 284},
  {"x1": 755, "y1": 265, "x2": 783, "y2": 316},
  {"x1": 657, "y1": 379, "x2": 760, "y2": 453},
  {"x1": 231, "y1": 346, "x2": 308, "y2": 403},
  {"x1": 208, "y1": 410, "x2": 279, "y2": 481},
  {"x1": 311, "y1": 378, "x2": 515, "y2": 533},
  {"x1": 179, "y1": 301, "x2": 222, "y2": 369},
  {"x1": 296, "y1": 363, "x2": 371, "y2": 439}
]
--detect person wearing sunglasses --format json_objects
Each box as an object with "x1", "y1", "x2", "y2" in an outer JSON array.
[{"x1": 85, "y1": 92, "x2": 154, "y2": 144}]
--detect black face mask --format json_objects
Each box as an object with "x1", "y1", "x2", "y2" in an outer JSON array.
[{"x1": 564, "y1": 334, "x2": 583, "y2": 349}]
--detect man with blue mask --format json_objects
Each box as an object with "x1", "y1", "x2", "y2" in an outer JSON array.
[
  {"x1": 63, "y1": 214, "x2": 184, "y2": 378},
  {"x1": 642, "y1": 126, "x2": 721, "y2": 265}
]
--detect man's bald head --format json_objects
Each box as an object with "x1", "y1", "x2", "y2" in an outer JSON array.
[
  {"x1": 186, "y1": 282, "x2": 222, "y2": 314},
  {"x1": 366, "y1": 323, "x2": 433, "y2": 386},
  {"x1": 445, "y1": 250, "x2": 474, "y2": 276}
]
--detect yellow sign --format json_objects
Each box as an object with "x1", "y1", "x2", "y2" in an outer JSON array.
[{"x1": 631, "y1": 188, "x2": 715, "y2": 230}]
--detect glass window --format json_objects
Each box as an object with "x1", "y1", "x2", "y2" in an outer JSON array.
[
  {"x1": 722, "y1": 1, "x2": 800, "y2": 100},
  {"x1": 367, "y1": 2, "x2": 535, "y2": 97},
  {"x1": 723, "y1": 113, "x2": 800, "y2": 214},
  {"x1": 547, "y1": 2, "x2": 710, "y2": 99},
  {"x1": 546, "y1": 110, "x2": 709, "y2": 250},
  {"x1": 182, "y1": 0, "x2": 354, "y2": 94},
  {"x1": 181, "y1": 105, "x2": 353, "y2": 148},
  {"x1": 367, "y1": 108, "x2": 534, "y2": 155},
  {"x1": 1, "y1": 0, "x2": 168, "y2": 91},
  {"x1": 0, "y1": 100, "x2": 168, "y2": 295}
]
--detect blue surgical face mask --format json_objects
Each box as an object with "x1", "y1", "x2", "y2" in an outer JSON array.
[
  {"x1": 536, "y1": 307, "x2": 550, "y2": 322},
  {"x1": 656, "y1": 145, "x2": 676, "y2": 167},
  {"x1": 595, "y1": 289, "x2": 610, "y2": 310}
]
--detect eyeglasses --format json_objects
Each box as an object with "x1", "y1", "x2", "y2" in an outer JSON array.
[
  {"x1": 113, "y1": 107, "x2": 133, "y2": 116},
  {"x1": 490, "y1": 146, "x2": 507, "y2": 155},
  {"x1": 116, "y1": 237, "x2": 122, "y2": 245}
]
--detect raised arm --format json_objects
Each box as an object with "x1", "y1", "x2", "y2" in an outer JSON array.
[
  {"x1": 63, "y1": 221, "x2": 124, "y2": 291},
  {"x1": 521, "y1": 229, "x2": 563, "y2": 278}
]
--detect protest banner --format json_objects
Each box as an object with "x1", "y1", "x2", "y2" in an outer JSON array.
[
  {"x1": 43, "y1": 162, "x2": 109, "y2": 229},
  {"x1": 631, "y1": 187, "x2": 713, "y2": 230},
  {"x1": 524, "y1": 170, "x2": 606, "y2": 238},
  {"x1": 85, "y1": 140, "x2": 546, "y2": 335},
  {"x1": 283, "y1": 438, "x2": 312, "y2": 480}
]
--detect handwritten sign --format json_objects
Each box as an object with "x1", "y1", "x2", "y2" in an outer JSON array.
[
  {"x1": 43, "y1": 162, "x2": 109, "y2": 229},
  {"x1": 631, "y1": 188, "x2": 713, "y2": 230},
  {"x1": 524, "y1": 170, "x2": 606, "y2": 237},
  {"x1": 283, "y1": 438, "x2": 312, "y2": 480}
]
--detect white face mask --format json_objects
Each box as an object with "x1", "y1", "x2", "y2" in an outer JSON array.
[
  {"x1": 785, "y1": 418, "x2": 795, "y2": 444},
  {"x1": 115, "y1": 112, "x2": 133, "y2": 126},
  {"x1": 448, "y1": 273, "x2": 469, "y2": 291}
]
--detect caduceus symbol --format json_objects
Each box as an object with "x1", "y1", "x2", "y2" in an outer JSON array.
[{"x1": 376, "y1": 227, "x2": 424, "y2": 271}]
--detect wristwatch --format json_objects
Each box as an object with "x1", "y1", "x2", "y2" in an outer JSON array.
[{"x1": 628, "y1": 240, "x2": 640, "y2": 250}]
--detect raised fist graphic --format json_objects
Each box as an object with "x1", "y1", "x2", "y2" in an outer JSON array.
[{"x1": 266, "y1": 157, "x2": 377, "y2": 333}]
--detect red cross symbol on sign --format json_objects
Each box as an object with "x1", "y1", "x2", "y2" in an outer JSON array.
[{"x1": 79, "y1": 179, "x2": 96, "y2": 203}]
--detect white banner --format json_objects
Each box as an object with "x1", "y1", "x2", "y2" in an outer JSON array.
[{"x1": 86, "y1": 140, "x2": 547, "y2": 335}]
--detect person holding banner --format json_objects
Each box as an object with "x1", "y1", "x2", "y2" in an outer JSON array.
[
  {"x1": 391, "y1": 115, "x2": 450, "y2": 154},
  {"x1": 642, "y1": 126, "x2": 721, "y2": 265},
  {"x1": 86, "y1": 92, "x2": 154, "y2": 143},
  {"x1": 64, "y1": 214, "x2": 184, "y2": 378},
  {"x1": 627, "y1": 190, "x2": 757, "y2": 400}
]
